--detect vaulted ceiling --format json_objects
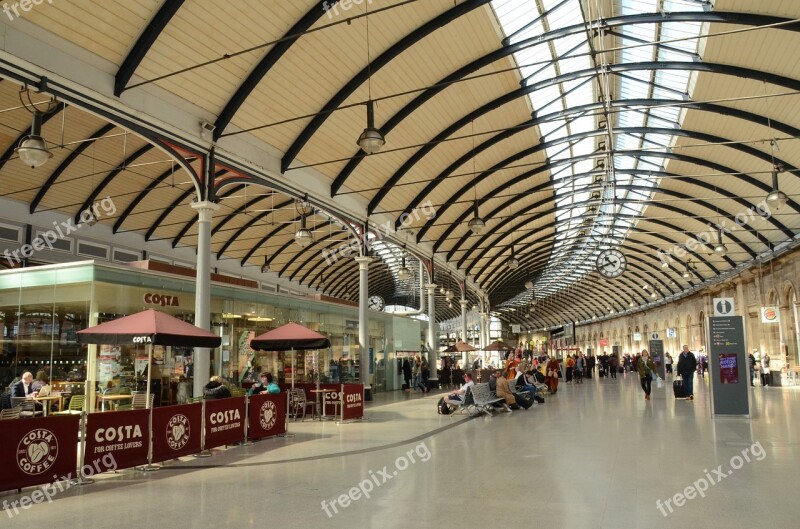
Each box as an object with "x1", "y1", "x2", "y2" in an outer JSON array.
[{"x1": 0, "y1": 0, "x2": 798, "y2": 328}]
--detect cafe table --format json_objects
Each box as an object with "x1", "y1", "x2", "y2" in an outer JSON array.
[
  {"x1": 97, "y1": 393, "x2": 134, "y2": 411},
  {"x1": 33, "y1": 395, "x2": 63, "y2": 417},
  {"x1": 310, "y1": 389, "x2": 340, "y2": 421}
]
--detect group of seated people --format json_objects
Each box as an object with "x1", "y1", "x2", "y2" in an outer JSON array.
[
  {"x1": 445, "y1": 367, "x2": 546, "y2": 412},
  {"x1": 202, "y1": 372, "x2": 280, "y2": 400}
]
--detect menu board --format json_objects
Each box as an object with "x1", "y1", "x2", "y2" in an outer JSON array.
[{"x1": 719, "y1": 354, "x2": 739, "y2": 384}]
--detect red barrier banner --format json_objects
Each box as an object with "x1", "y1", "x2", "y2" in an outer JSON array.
[
  {"x1": 151, "y1": 403, "x2": 202, "y2": 462},
  {"x1": 84, "y1": 410, "x2": 149, "y2": 471},
  {"x1": 248, "y1": 393, "x2": 287, "y2": 440},
  {"x1": 316, "y1": 384, "x2": 341, "y2": 418},
  {"x1": 0, "y1": 415, "x2": 80, "y2": 492},
  {"x1": 341, "y1": 384, "x2": 364, "y2": 421},
  {"x1": 204, "y1": 397, "x2": 246, "y2": 449}
]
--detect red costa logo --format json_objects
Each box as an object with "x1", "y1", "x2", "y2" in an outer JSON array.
[{"x1": 144, "y1": 293, "x2": 179, "y2": 307}]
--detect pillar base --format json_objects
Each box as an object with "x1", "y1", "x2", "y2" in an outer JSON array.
[
  {"x1": 427, "y1": 378, "x2": 439, "y2": 390},
  {"x1": 364, "y1": 385, "x2": 373, "y2": 401}
]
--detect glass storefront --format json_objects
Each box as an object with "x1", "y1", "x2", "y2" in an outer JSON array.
[{"x1": 0, "y1": 261, "x2": 425, "y2": 405}]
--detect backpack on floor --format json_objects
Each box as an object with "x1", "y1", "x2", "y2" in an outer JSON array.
[{"x1": 437, "y1": 397, "x2": 453, "y2": 415}]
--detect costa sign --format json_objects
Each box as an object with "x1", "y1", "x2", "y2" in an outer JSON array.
[
  {"x1": 204, "y1": 397, "x2": 246, "y2": 449},
  {"x1": 85, "y1": 410, "x2": 149, "y2": 470},
  {"x1": 144, "y1": 293, "x2": 179, "y2": 307},
  {"x1": 151, "y1": 403, "x2": 202, "y2": 462},
  {"x1": 247, "y1": 393, "x2": 287, "y2": 440}
]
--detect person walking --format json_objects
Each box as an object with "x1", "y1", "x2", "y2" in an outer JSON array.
[
  {"x1": 545, "y1": 356, "x2": 560, "y2": 394},
  {"x1": 664, "y1": 353, "x2": 673, "y2": 376},
  {"x1": 637, "y1": 350, "x2": 657, "y2": 401},
  {"x1": 574, "y1": 353, "x2": 584, "y2": 384},
  {"x1": 760, "y1": 353, "x2": 771, "y2": 387},
  {"x1": 609, "y1": 354, "x2": 618, "y2": 379},
  {"x1": 748, "y1": 350, "x2": 756, "y2": 387},
  {"x1": 677, "y1": 345, "x2": 697, "y2": 401}
]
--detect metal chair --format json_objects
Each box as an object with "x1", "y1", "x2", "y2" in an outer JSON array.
[
  {"x1": 54, "y1": 394, "x2": 86, "y2": 415},
  {"x1": 0, "y1": 407, "x2": 21, "y2": 420},
  {"x1": 117, "y1": 393, "x2": 154, "y2": 410},
  {"x1": 12, "y1": 397, "x2": 43, "y2": 418},
  {"x1": 289, "y1": 388, "x2": 316, "y2": 421}
]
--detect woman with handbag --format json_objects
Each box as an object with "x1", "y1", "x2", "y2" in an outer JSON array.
[
  {"x1": 637, "y1": 349, "x2": 657, "y2": 401},
  {"x1": 545, "y1": 356, "x2": 560, "y2": 394}
]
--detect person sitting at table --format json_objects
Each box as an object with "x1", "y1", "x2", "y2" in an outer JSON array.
[
  {"x1": 11, "y1": 371, "x2": 34, "y2": 398},
  {"x1": 248, "y1": 372, "x2": 280, "y2": 395},
  {"x1": 31, "y1": 370, "x2": 48, "y2": 393},
  {"x1": 204, "y1": 375, "x2": 232, "y2": 399}
]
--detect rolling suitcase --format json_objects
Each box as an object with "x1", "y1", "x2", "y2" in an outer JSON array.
[{"x1": 673, "y1": 380, "x2": 686, "y2": 399}]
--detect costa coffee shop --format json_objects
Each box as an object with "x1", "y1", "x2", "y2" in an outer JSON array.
[{"x1": 0, "y1": 260, "x2": 425, "y2": 407}]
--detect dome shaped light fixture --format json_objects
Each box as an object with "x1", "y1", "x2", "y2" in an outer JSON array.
[
  {"x1": 397, "y1": 247, "x2": 411, "y2": 280},
  {"x1": 294, "y1": 214, "x2": 313, "y2": 248},
  {"x1": 467, "y1": 200, "x2": 486, "y2": 235},
  {"x1": 650, "y1": 290, "x2": 657, "y2": 299},
  {"x1": 629, "y1": 299, "x2": 635, "y2": 307},
  {"x1": 15, "y1": 111, "x2": 52, "y2": 168},
  {"x1": 682, "y1": 266, "x2": 691, "y2": 279},
  {"x1": 445, "y1": 289, "x2": 454, "y2": 301},
  {"x1": 713, "y1": 228, "x2": 727, "y2": 257},
  {"x1": 507, "y1": 246, "x2": 520, "y2": 270},
  {"x1": 766, "y1": 167, "x2": 789, "y2": 209},
  {"x1": 356, "y1": 100, "x2": 385, "y2": 154},
  {"x1": 524, "y1": 279, "x2": 534, "y2": 290}
]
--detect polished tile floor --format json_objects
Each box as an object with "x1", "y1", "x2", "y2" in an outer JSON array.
[{"x1": 2, "y1": 373, "x2": 797, "y2": 528}]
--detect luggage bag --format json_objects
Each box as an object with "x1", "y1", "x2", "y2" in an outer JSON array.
[{"x1": 673, "y1": 380, "x2": 686, "y2": 399}]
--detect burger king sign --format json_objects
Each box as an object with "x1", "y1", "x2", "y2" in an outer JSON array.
[{"x1": 761, "y1": 306, "x2": 780, "y2": 323}]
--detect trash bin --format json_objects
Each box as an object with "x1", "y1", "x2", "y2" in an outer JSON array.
[{"x1": 770, "y1": 370, "x2": 782, "y2": 387}]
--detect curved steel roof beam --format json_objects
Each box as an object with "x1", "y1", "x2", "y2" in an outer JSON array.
[
  {"x1": 31, "y1": 123, "x2": 116, "y2": 214},
  {"x1": 281, "y1": 0, "x2": 493, "y2": 172},
  {"x1": 214, "y1": 198, "x2": 294, "y2": 258},
  {"x1": 331, "y1": 11, "x2": 800, "y2": 197},
  {"x1": 114, "y1": 0, "x2": 185, "y2": 96},
  {"x1": 214, "y1": 1, "x2": 339, "y2": 139}
]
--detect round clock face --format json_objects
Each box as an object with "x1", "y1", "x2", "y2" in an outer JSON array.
[
  {"x1": 596, "y1": 249, "x2": 627, "y2": 278},
  {"x1": 367, "y1": 295, "x2": 385, "y2": 311}
]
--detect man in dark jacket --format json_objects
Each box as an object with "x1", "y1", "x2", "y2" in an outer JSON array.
[
  {"x1": 677, "y1": 345, "x2": 698, "y2": 401},
  {"x1": 748, "y1": 351, "x2": 756, "y2": 387}
]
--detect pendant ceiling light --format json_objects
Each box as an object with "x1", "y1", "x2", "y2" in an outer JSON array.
[
  {"x1": 713, "y1": 228, "x2": 727, "y2": 256},
  {"x1": 524, "y1": 279, "x2": 534, "y2": 290},
  {"x1": 466, "y1": 121, "x2": 485, "y2": 234},
  {"x1": 766, "y1": 166, "x2": 789, "y2": 209},
  {"x1": 15, "y1": 111, "x2": 52, "y2": 168},
  {"x1": 397, "y1": 245, "x2": 411, "y2": 281},
  {"x1": 507, "y1": 246, "x2": 519, "y2": 270},
  {"x1": 357, "y1": 100, "x2": 385, "y2": 154},
  {"x1": 294, "y1": 213, "x2": 313, "y2": 248}
]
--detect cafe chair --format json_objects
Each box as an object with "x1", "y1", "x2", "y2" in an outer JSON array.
[
  {"x1": 0, "y1": 407, "x2": 21, "y2": 420},
  {"x1": 55, "y1": 394, "x2": 86, "y2": 415},
  {"x1": 11, "y1": 397, "x2": 43, "y2": 418},
  {"x1": 190, "y1": 396, "x2": 204, "y2": 403},
  {"x1": 117, "y1": 393, "x2": 154, "y2": 410},
  {"x1": 289, "y1": 388, "x2": 316, "y2": 421}
]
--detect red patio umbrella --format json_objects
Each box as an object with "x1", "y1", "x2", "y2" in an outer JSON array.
[
  {"x1": 250, "y1": 322, "x2": 331, "y2": 389},
  {"x1": 77, "y1": 309, "x2": 221, "y2": 408},
  {"x1": 483, "y1": 340, "x2": 512, "y2": 351}
]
